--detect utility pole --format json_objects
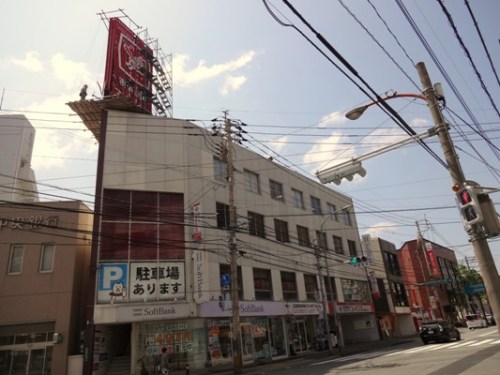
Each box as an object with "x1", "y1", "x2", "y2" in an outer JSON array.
[
  {"x1": 223, "y1": 111, "x2": 243, "y2": 373},
  {"x1": 417, "y1": 62, "x2": 500, "y2": 334}
]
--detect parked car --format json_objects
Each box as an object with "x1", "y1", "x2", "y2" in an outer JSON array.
[
  {"x1": 419, "y1": 320, "x2": 461, "y2": 345},
  {"x1": 465, "y1": 313, "x2": 487, "y2": 329}
]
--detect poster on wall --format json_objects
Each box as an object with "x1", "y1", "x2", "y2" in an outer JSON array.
[
  {"x1": 129, "y1": 262, "x2": 185, "y2": 302},
  {"x1": 97, "y1": 263, "x2": 129, "y2": 304}
]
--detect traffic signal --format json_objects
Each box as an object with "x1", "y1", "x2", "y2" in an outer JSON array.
[
  {"x1": 316, "y1": 162, "x2": 367, "y2": 185},
  {"x1": 350, "y1": 255, "x2": 368, "y2": 267},
  {"x1": 455, "y1": 186, "x2": 483, "y2": 226}
]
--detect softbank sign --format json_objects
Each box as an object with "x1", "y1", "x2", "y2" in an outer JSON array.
[{"x1": 199, "y1": 301, "x2": 287, "y2": 317}]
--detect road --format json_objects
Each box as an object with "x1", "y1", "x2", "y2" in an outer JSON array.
[{"x1": 250, "y1": 327, "x2": 500, "y2": 375}]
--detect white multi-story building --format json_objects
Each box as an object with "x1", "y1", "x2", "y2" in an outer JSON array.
[
  {"x1": 0, "y1": 114, "x2": 38, "y2": 203},
  {"x1": 69, "y1": 104, "x2": 379, "y2": 374}
]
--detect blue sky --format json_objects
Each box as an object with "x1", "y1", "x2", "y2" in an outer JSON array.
[{"x1": 1, "y1": 0, "x2": 499, "y2": 267}]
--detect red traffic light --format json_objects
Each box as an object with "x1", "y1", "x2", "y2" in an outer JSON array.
[{"x1": 458, "y1": 190, "x2": 473, "y2": 205}]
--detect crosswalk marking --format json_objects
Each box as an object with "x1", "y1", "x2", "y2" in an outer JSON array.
[
  {"x1": 478, "y1": 330, "x2": 497, "y2": 337},
  {"x1": 490, "y1": 340, "x2": 500, "y2": 345},
  {"x1": 468, "y1": 339, "x2": 495, "y2": 346}
]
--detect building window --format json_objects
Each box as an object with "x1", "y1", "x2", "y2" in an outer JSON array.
[
  {"x1": 304, "y1": 274, "x2": 319, "y2": 301},
  {"x1": 216, "y1": 202, "x2": 230, "y2": 229},
  {"x1": 281, "y1": 271, "x2": 298, "y2": 301},
  {"x1": 244, "y1": 169, "x2": 260, "y2": 194},
  {"x1": 327, "y1": 203, "x2": 338, "y2": 221},
  {"x1": 248, "y1": 211, "x2": 265, "y2": 238},
  {"x1": 332, "y1": 235, "x2": 344, "y2": 254},
  {"x1": 220, "y1": 264, "x2": 243, "y2": 301},
  {"x1": 291, "y1": 189, "x2": 304, "y2": 209},
  {"x1": 385, "y1": 252, "x2": 401, "y2": 276},
  {"x1": 274, "y1": 219, "x2": 289, "y2": 243},
  {"x1": 254, "y1": 268, "x2": 273, "y2": 300},
  {"x1": 315, "y1": 230, "x2": 328, "y2": 250},
  {"x1": 297, "y1": 225, "x2": 310, "y2": 247},
  {"x1": 310, "y1": 196, "x2": 321, "y2": 215},
  {"x1": 392, "y1": 282, "x2": 409, "y2": 307},
  {"x1": 214, "y1": 158, "x2": 227, "y2": 183},
  {"x1": 324, "y1": 276, "x2": 337, "y2": 301},
  {"x1": 39, "y1": 243, "x2": 55, "y2": 273},
  {"x1": 8, "y1": 245, "x2": 24, "y2": 274},
  {"x1": 270, "y1": 180, "x2": 284, "y2": 201},
  {"x1": 342, "y1": 207, "x2": 352, "y2": 226},
  {"x1": 347, "y1": 240, "x2": 357, "y2": 257}
]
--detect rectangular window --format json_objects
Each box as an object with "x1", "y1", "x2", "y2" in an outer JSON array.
[
  {"x1": 310, "y1": 196, "x2": 321, "y2": 215},
  {"x1": 214, "y1": 158, "x2": 227, "y2": 183},
  {"x1": 385, "y1": 252, "x2": 401, "y2": 276},
  {"x1": 347, "y1": 240, "x2": 357, "y2": 257},
  {"x1": 270, "y1": 180, "x2": 284, "y2": 201},
  {"x1": 393, "y1": 282, "x2": 409, "y2": 307},
  {"x1": 281, "y1": 271, "x2": 297, "y2": 301},
  {"x1": 248, "y1": 211, "x2": 265, "y2": 238},
  {"x1": 304, "y1": 274, "x2": 318, "y2": 302},
  {"x1": 297, "y1": 225, "x2": 310, "y2": 247},
  {"x1": 8, "y1": 245, "x2": 24, "y2": 274},
  {"x1": 254, "y1": 268, "x2": 273, "y2": 300},
  {"x1": 327, "y1": 203, "x2": 338, "y2": 221},
  {"x1": 324, "y1": 276, "x2": 337, "y2": 301},
  {"x1": 216, "y1": 202, "x2": 230, "y2": 229},
  {"x1": 332, "y1": 235, "x2": 344, "y2": 254},
  {"x1": 316, "y1": 230, "x2": 328, "y2": 250},
  {"x1": 342, "y1": 207, "x2": 352, "y2": 226},
  {"x1": 39, "y1": 243, "x2": 55, "y2": 273},
  {"x1": 291, "y1": 189, "x2": 304, "y2": 209},
  {"x1": 244, "y1": 169, "x2": 260, "y2": 194},
  {"x1": 220, "y1": 264, "x2": 243, "y2": 300},
  {"x1": 274, "y1": 219, "x2": 289, "y2": 243}
]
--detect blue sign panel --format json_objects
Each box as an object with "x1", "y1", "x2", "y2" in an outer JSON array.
[{"x1": 464, "y1": 283, "x2": 485, "y2": 295}]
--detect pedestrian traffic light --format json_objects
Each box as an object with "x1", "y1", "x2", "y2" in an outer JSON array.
[
  {"x1": 350, "y1": 255, "x2": 368, "y2": 267},
  {"x1": 456, "y1": 185, "x2": 483, "y2": 226}
]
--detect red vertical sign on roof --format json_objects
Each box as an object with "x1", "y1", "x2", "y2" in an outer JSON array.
[{"x1": 103, "y1": 17, "x2": 153, "y2": 113}]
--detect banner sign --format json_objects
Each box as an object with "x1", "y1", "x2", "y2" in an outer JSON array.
[{"x1": 193, "y1": 250, "x2": 210, "y2": 303}]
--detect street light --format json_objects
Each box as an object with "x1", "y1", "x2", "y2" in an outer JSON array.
[
  {"x1": 345, "y1": 93, "x2": 426, "y2": 120},
  {"x1": 318, "y1": 204, "x2": 351, "y2": 353}
]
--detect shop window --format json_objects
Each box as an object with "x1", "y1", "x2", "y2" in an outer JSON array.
[
  {"x1": 274, "y1": 219, "x2": 289, "y2": 243},
  {"x1": 280, "y1": 271, "x2": 297, "y2": 301},
  {"x1": 253, "y1": 268, "x2": 273, "y2": 300},
  {"x1": 291, "y1": 188, "x2": 304, "y2": 209},
  {"x1": 248, "y1": 211, "x2": 265, "y2": 238},
  {"x1": 39, "y1": 243, "x2": 55, "y2": 273},
  {"x1": 304, "y1": 274, "x2": 318, "y2": 301},
  {"x1": 8, "y1": 245, "x2": 24, "y2": 275},
  {"x1": 297, "y1": 225, "x2": 310, "y2": 247},
  {"x1": 216, "y1": 202, "x2": 230, "y2": 229}
]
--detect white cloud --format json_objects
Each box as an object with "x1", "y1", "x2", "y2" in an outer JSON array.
[
  {"x1": 50, "y1": 53, "x2": 93, "y2": 89},
  {"x1": 303, "y1": 131, "x2": 357, "y2": 171},
  {"x1": 220, "y1": 75, "x2": 247, "y2": 95},
  {"x1": 363, "y1": 221, "x2": 398, "y2": 239},
  {"x1": 268, "y1": 135, "x2": 289, "y2": 153},
  {"x1": 173, "y1": 50, "x2": 256, "y2": 87},
  {"x1": 318, "y1": 111, "x2": 345, "y2": 128},
  {"x1": 8, "y1": 51, "x2": 44, "y2": 72}
]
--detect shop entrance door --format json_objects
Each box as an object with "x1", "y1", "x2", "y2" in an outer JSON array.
[
  {"x1": 240, "y1": 323, "x2": 254, "y2": 364},
  {"x1": 293, "y1": 321, "x2": 308, "y2": 353},
  {"x1": 3, "y1": 347, "x2": 49, "y2": 375}
]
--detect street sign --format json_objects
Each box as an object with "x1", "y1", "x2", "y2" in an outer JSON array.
[{"x1": 464, "y1": 283, "x2": 486, "y2": 295}]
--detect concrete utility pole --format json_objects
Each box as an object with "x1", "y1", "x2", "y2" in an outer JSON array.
[
  {"x1": 417, "y1": 62, "x2": 500, "y2": 334},
  {"x1": 224, "y1": 111, "x2": 243, "y2": 372}
]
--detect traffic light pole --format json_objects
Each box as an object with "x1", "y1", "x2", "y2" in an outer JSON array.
[{"x1": 417, "y1": 62, "x2": 500, "y2": 335}]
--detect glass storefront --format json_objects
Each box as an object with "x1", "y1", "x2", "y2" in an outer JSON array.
[{"x1": 135, "y1": 319, "x2": 206, "y2": 373}]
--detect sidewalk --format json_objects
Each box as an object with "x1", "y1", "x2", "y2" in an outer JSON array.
[{"x1": 170, "y1": 335, "x2": 419, "y2": 375}]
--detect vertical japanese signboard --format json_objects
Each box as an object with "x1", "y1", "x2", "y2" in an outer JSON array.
[
  {"x1": 425, "y1": 242, "x2": 440, "y2": 278},
  {"x1": 103, "y1": 17, "x2": 153, "y2": 113}
]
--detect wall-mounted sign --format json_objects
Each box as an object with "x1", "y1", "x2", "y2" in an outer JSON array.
[
  {"x1": 0, "y1": 216, "x2": 59, "y2": 231},
  {"x1": 193, "y1": 250, "x2": 209, "y2": 303}
]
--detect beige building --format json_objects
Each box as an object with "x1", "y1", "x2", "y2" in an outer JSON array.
[{"x1": 0, "y1": 200, "x2": 93, "y2": 374}]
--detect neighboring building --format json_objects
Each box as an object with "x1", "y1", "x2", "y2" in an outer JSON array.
[
  {"x1": 398, "y1": 238, "x2": 464, "y2": 329},
  {"x1": 0, "y1": 200, "x2": 93, "y2": 375},
  {"x1": 363, "y1": 235, "x2": 415, "y2": 338},
  {"x1": 0, "y1": 114, "x2": 39, "y2": 203},
  {"x1": 68, "y1": 103, "x2": 378, "y2": 374}
]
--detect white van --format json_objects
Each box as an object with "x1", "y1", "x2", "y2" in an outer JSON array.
[{"x1": 465, "y1": 314, "x2": 487, "y2": 329}]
